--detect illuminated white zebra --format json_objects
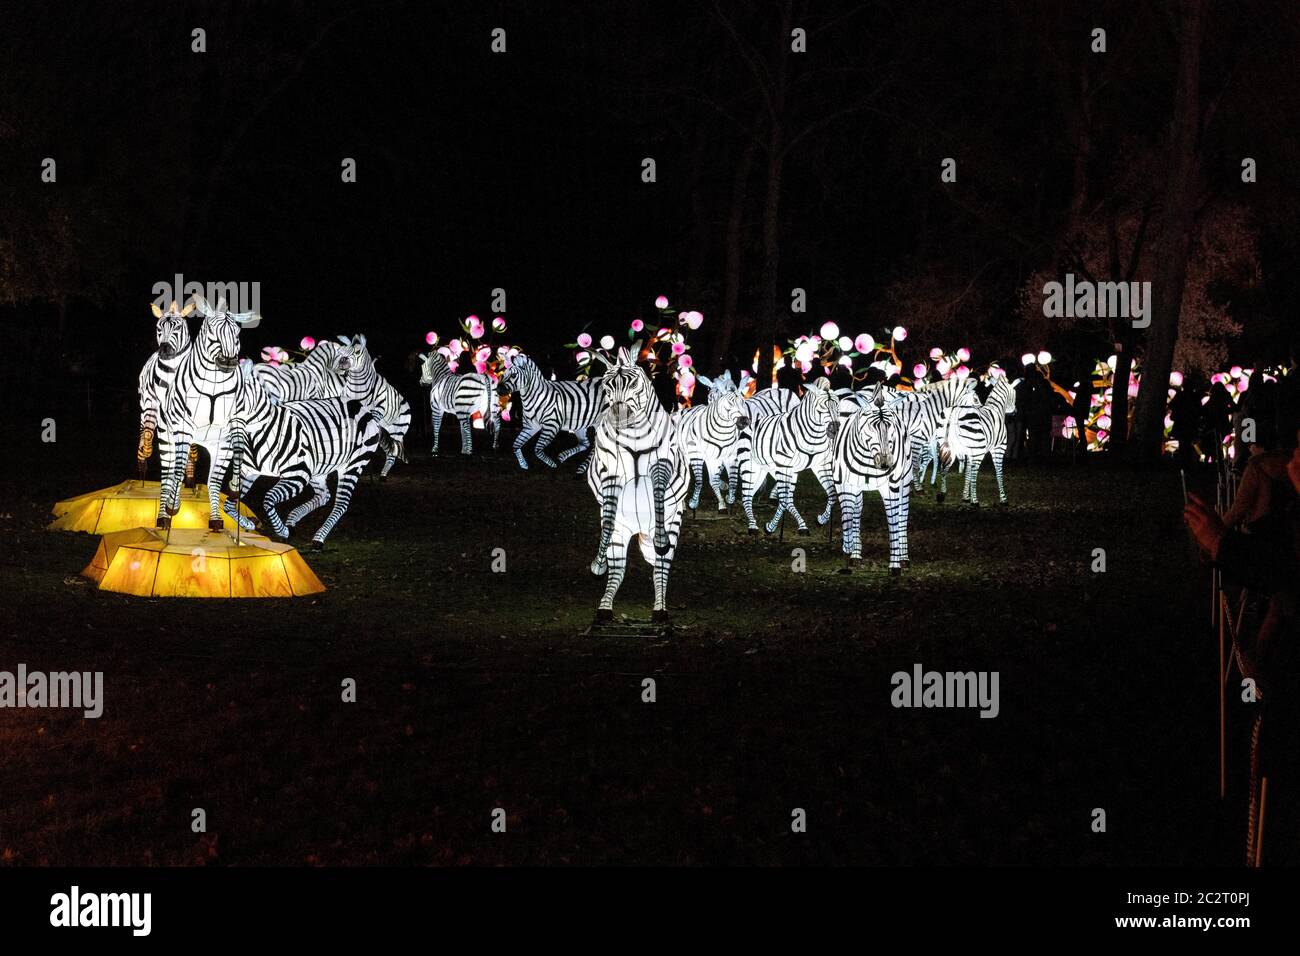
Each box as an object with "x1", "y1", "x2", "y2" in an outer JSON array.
[
  {"x1": 214, "y1": 361, "x2": 384, "y2": 547},
  {"x1": 418, "y1": 351, "x2": 500, "y2": 454},
  {"x1": 833, "y1": 386, "x2": 914, "y2": 573},
  {"x1": 737, "y1": 385, "x2": 799, "y2": 504},
  {"x1": 738, "y1": 378, "x2": 840, "y2": 534},
  {"x1": 154, "y1": 295, "x2": 260, "y2": 529},
  {"x1": 587, "y1": 345, "x2": 690, "y2": 623},
  {"x1": 908, "y1": 378, "x2": 980, "y2": 493},
  {"x1": 498, "y1": 353, "x2": 603, "y2": 472},
  {"x1": 252, "y1": 340, "x2": 346, "y2": 404},
  {"x1": 136, "y1": 299, "x2": 193, "y2": 479},
  {"x1": 937, "y1": 375, "x2": 1021, "y2": 506},
  {"x1": 335, "y1": 334, "x2": 411, "y2": 478},
  {"x1": 675, "y1": 371, "x2": 749, "y2": 510}
]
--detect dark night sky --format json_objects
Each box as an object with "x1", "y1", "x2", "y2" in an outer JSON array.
[{"x1": 4, "y1": 0, "x2": 1300, "y2": 423}]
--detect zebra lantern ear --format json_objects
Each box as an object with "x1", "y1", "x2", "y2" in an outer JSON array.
[
  {"x1": 151, "y1": 302, "x2": 164, "y2": 318},
  {"x1": 697, "y1": 374, "x2": 714, "y2": 389},
  {"x1": 337, "y1": 335, "x2": 351, "y2": 346},
  {"x1": 232, "y1": 311, "x2": 261, "y2": 329},
  {"x1": 193, "y1": 295, "x2": 214, "y2": 318},
  {"x1": 216, "y1": 296, "x2": 228, "y2": 313},
  {"x1": 181, "y1": 299, "x2": 196, "y2": 317}
]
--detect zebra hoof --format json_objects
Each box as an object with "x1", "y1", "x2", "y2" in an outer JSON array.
[
  {"x1": 378, "y1": 474, "x2": 388, "y2": 483},
  {"x1": 837, "y1": 564, "x2": 854, "y2": 575},
  {"x1": 817, "y1": 515, "x2": 830, "y2": 526},
  {"x1": 747, "y1": 527, "x2": 759, "y2": 536},
  {"x1": 967, "y1": 501, "x2": 980, "y2": 509},
  {"x1": 998, "y1": 499, "x2": 1009, "y2": 507},
  {"x1": 890, "y1": 566, "x2": 902, "y2": 577},
  {"x1": 155, "y1": 516, "x2": 171, "y2": 530},
  {"x1": 306, "y1": 540, "x2": 324, "y2": 552},
  {"x1": 651, "y1": 609, "x2": 670, "y2": 625},
  {"x1": 594, "y1": 608, "x2": 613, "y2": 624},
  {"x1": 208, "y1": 518, "x2": 224, "y2": 532},
  {"x1": 901, "y1": 559, "x2": 911, "y2": 570},
  {"x1": 796, "y1": 528, "x2": 811, "y2": 537},
  {"x1": 935, "y1": 493, "x2": 946, "y2": 504}
]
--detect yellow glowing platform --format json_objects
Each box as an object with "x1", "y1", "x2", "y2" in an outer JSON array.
[
  {"x1": 81, "y1": 528, "x2": 326, "y2": 598},
  {"x1": 49, "y1": 480, "x2": 255, "y2": 534}
]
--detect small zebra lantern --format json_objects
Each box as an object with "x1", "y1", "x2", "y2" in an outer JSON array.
[
  {"x1": 419, "y1": 350, "x2": 500, "y2": 455},
  {"x1": 587, "y1": 345, "x2": 690, "y2": 625}
]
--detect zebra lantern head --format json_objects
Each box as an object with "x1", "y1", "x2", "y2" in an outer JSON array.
[
  {"x1": 335, "y1": 334, "x2": 369, "y2": 375},
  {"x1": 698, "y1": 372, "x2": 748, "y2": 429},
  {"x1": 804, "y1": 377, "x2": 840, "y2": 439},
  {"x1": 193, "y1": 295, "x2": 261, "y2": 369},
  {"x1": 497, "y1": 353, "x2": 534, "y2": 395},
  {"x1": 599, "y1": 345, "x2": 653, "y2": 433},
  {"x1": 418, "y1": 350, "x2": 449, "y2": 385},
  {"x1": 149, "y1": 298, "x2": 193, "y2": 358}
]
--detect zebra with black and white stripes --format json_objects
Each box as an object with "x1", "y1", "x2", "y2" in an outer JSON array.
[
  {"x1": 498, "y1": 353, "x2": 603, "y2": 472},
  {"x1": 335, "y1": 334, "x2": 411, "y2": 478},
  {"x1": 154, "y1": 295, "x2": 261, "y2": 529},
  {"x1": 137, "y1": 299, "x2": 193, "y2": 480},
  {"x1": 738, "y1": 377, "x2": 840, "y2": 535},
  {"x1": 908, "y1": 378, "x2": 980, "y2": 494},
  {"x1": 418, "y1": 351, "x2": 500, "y2": 454},
  {"x1": 252, "y1": 340, "x2": 346, "y2": 404},
  {"x1": 675, "y1": 371, "x2": 749, "y2": 511},
  {"x1": 213, "y1": 360, "x2": 384, "y2": 547},
  {"x1": 937, "y1": 374, "x2": 1021, "y2": 506},
  {"x1": 833, "y1": 385, "x2": 914, "y2": 573},
  {"x1": 587, "y1": 345, "x2": 690, "y2": 624}
]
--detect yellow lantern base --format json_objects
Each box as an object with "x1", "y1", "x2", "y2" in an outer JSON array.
[
  {"x1": 81, "y1": 527, "x2": 326, "y2": 598},
  {"x1": 49, "y1": 480, "x2": 256, "y2": 534}
]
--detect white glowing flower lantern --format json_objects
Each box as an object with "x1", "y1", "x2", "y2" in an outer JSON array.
[
  {"x1": 1021, "y1": 353, "x2": 1036, "y2": 367},
  {"x1": 855, "y1": 334, "x2": 875, "y2": 353},
  {"x1": 838, "y1": 355, "x2": 853, "y2": 368},
  {"x1": 654, "y1": 295, "x2": 669, "y2": 309},
  {"x1": 820, "y1": 321, "x2": 840, "y2": 340},
  {"x1": 794, "y1": 340, "x2": 816, "y2": 364},
  {"x1": 838, "y1": 336, "x2": 853, "y2": 352},
  {"x1": 1169, "y1": 370, "x2": 1184, "y2": 387},
  {"x1": 892, "y1": 326, "x2": 908, "y2": 341},
  {"x1": 1037, "y1": 350, "x2": 1052, "y2": 365},
  {"x1": 600, "y1": 335, "x2": 615, "y2": 350},
  {"x1": 956, "y1": 347, "x2": 971, "y2": 362},
  {"x1": 1230, "y1": 366, "x2": 1243, "y2": 378}
]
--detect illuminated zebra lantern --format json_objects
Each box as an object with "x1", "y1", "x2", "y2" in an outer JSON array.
[
  {"x1": 153, "y1": 295, "x2": 260, "y2": 529},
  {"x1": 498, "y1": 353, "x2": 603, "y2": 472},
  {"x1": 675, "y1": 370, "x2": 749, "y2": 510},
  {"x1": 587, "y1": 345, "x2": 689, "y2": 624},
  {"x1": 336, "y1": 334, "x2": 411, "y2": 479},
  {"x1": 833, "y1": 385, "x2": 913, "y2": 572},
  {"x1": 137, "y1": 299, "x2": 194, "y2": 479},
  {"x1": 418, "y1": 351, "x2": 501, "y2": 454},
  {"x1": 738, "y1": 377, "x2": 840, "y2": 534},
  {"x1": 252, "y1": 339, "x2": 346, "y2": 404},
  {"x1": 213, "y1": 360, "x2": 384, "y2": 547},
  {"x1": 938, "y1": 373, "x2": 1021, "y2": 506}
]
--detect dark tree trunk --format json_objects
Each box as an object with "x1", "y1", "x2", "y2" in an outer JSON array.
[
  {"x1": 1130, "y1": 0, "x2": 1205, "y2": 460},
  {"x1": 712, "y1": 137, "x2": 757, "y2": 371},
  {"x1": 753, "y1": 2, "x2": 791, "y2": 389}
]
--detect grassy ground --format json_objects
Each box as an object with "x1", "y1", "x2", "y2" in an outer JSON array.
[{"x1": 0, "y1": 423, "x2": 1236, "y2": 865}]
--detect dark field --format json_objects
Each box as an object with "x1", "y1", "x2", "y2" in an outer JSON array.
[{"x1": 0, "y1": 424, "x2": 1231, "y2": 865}]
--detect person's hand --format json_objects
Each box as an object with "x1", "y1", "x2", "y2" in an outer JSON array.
[
  {"x1": 1184, "y1": 492, "x2": 1226, "y2": 559},
  {"x1": 1288, "y1": 445, "x2": 1300, "y2": 494}
]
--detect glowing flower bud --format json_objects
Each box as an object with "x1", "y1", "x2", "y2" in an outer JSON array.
[
  {"x1": 955, "y1": 365, "x2": 971, "y2": 379},
  {"x1": 838, "y1": 355, "x2": 853, "y2": 367},
  {"x1": 1237, "y1": 378, "x2": 1250, "y2": 393},
  {"x1": 913, "y1": 363, "x2": 927, "y2": 379},
  {"x1": 300, "y1": 336, "x2": 316, "y2": 350},
  {"x1": 937, "y1": 358, "x2": 952, "y2": 376},
  {"x1": 492, "y1": 316, "x2": 507, "y2": 332},
  {"x1": 655, "y1": 295, "x2": 669, "y2": 309},
  {"x1": 576, "y1": 350, "x2": 590, "y2": 364},
  {"x1": 631, "y1": 319, "x2": 644, "y2": 332},
  {"x1": 426, "y1": 331, "x2": 439, "y2": 346},
  {"x1": 501, "y1": 408, "x2": 511, "y2": 422},
  {"x1": 1128, "y1": 382, "x2": 1139, "y2": 398},
  {"x1": 956, "y1": 347, "x2": 971, "y2": 362},
  {"x1": 467, "y1": 316, "x2": 485, "y2": 339},
  {"x1": 448, "y1": 339, "x2": 464, "y2": 357},
  {"x1": 1169, "y1": 370, "x2": 1184, "y2": 387},
  {"x1": 1097, "y1": 429, "x2": 1109, "y2": 442},
  {"x1": 1021, "y1": 353, "x2": 1036, "y2": 366},
  {"x1": 671, "y1": 341, "x2": 686, "y2": 356},
  {"x1": 892, "y1": 326, "x2": 908, "y2": 341},
  {"x1": 685, "y1": 310, "x2": 704, "y2": 330},
  {"x1": 1097, "y1": 415, "x2": 1112, "y2": 430},
  {"x1": 1230, "y1": 366, "x2": 1243, "y2": 378},
  {"x1": 577, "y1": 332, "x2": 593, "y2": 349},
  {"x1": 838, "y1": 336, "x2": 853, "y2": 352},
  {"x1": 794, "y1": 341, "x2": 817, "y2": 363},
  {"x1": 437, "y1": 346, "x2": 452, "y2": 360},
  {"x1": 855, "y1": 334, "x2": 875, "y2": 353},
  {"x1": 820, "y1": 321, "x2": 840, "y2": 340},
  {"x1": 1037, "y1": 350, "x2": 1052, "y2": 365},
  {"x1": 1107, "y1": 355, "x2": 1118, "y2": 370},
  {"x1": 600, "y1": 335, "x2": 615, "y2": 350},
  {"x1": 930, "y1": 347, "x2": 943, "y2": 361},
  {"x1": 679, "y1": 354, "x2": 694, "y2": 368}
]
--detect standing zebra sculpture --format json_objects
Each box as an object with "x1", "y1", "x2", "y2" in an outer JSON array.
[
  {"x1": 587, "y1": 345, "x2": 689, "y2": 624},
  {"x1": 335, "y1": 335, "x2": 411, "y2": 479},
  {"x1": 833, "y1": 384, "x2": 913, "y2": 573},
  {"x1": 498, "y1": 353, "x2": 603, "y2": 473},
  {"x1": 212, "y1": 359, "x2": 384, "y2": 547},
  {"x1": 938, "y1": 374, "x2": 1021, "y2": 506},
  {"x1": 675, "y1": 371, "x2": 749, "y2": 511},
  {"x1": 153, "y1": 295, "x2": 260, "y2": 530},
  {"x1": 418, "y1": 351, "x2": 500, "y2": 455},
  {"x1": 909, "y1": 378, "x2": 980, "y2": 493},
  {"x1": 137, "y1": 299, "x2": 194, "y2": 481},
  {"x1": 738, "y1": 377, "x2": 840, "y2": 535}
]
